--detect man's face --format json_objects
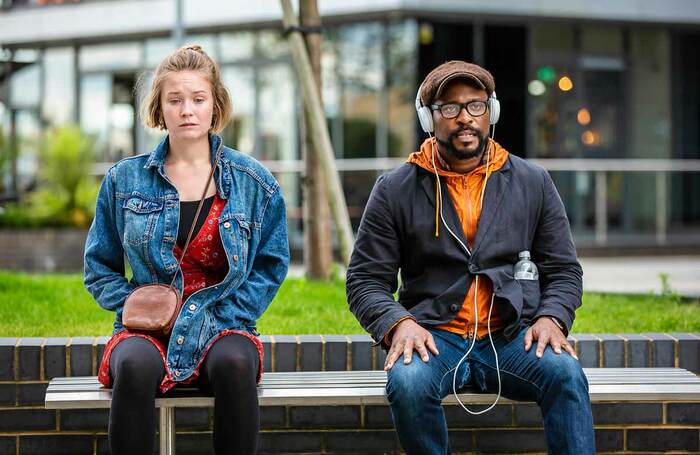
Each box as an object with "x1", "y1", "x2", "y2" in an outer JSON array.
[{"x1": 432, "y1": 81, "x2": 490, "y2": 167}]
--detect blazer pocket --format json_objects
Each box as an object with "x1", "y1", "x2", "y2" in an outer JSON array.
[{"x1": 518, "y1": 279, "x2": 541, "y2": 317}]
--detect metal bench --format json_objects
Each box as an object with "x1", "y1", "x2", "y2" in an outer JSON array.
[{"x1": 45, "y1": 368, "x2": 700, "y2": 455}]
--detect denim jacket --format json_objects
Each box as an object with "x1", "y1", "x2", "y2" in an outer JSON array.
[{"x1": 84, "y1": 134, "x2": 289, "y2": 381}]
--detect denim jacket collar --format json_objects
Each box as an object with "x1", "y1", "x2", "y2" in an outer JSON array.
[{"x1": 144, "y1": 133, "x2": 229, "y2": 199}]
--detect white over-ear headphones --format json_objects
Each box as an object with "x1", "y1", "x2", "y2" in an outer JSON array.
[{"x1": 415, "y1": 82, "x2": 501, "y2": 133}]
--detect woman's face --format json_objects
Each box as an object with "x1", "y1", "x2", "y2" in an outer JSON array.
[{"x1": 160, "y1": 70, "x2": 214, "y2": 142}]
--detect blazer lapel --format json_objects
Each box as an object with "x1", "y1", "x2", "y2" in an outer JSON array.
[
  {"x1": 471, "y1": 158, "x2": 511, "y2": 255},
  {"x1": 419, "y1": 171, "x2": 470, "y2": 257},
  {"x1": 419, "y1": 171, "x2": 438, "y2": 208}
]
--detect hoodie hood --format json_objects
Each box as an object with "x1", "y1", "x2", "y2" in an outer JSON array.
[
  {"x1": 407, "y1": 136, "x2": 509, "y2": 238},
  {"x1": 407, "y1": 136, "x2": 508, "y2": 177}
]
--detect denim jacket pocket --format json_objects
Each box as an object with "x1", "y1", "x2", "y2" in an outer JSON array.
[
  {"x1": 232, "y1": 213, "x2": 251, "y2": 263},
  {"x1": 122, "y1": 193, "x2": 164, "y2": 245},
  {"x1": 233, "y1": 214, "x2": 251, "y2": 237}
]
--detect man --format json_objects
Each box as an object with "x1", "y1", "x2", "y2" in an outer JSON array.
[{"x1": 346, "y1": 61, "x2": 595, "y2": 454}]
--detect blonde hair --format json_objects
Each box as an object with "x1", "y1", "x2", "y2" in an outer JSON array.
[{"x1": 139, "y1": 44, "x2": 232, "y2": 133}]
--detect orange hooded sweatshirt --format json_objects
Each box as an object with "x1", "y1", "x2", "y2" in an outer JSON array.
[{"x1": 407, "y1": 136, "x2": 509, "y2": 339}]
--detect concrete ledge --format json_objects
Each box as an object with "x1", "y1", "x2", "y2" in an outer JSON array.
[{"x1": 2, "y1": 333, "x2": 698, "y2": 381}]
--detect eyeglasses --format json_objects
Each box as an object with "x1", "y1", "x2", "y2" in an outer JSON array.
[{"x1": 430, "y1": 101, "x2": 489, "y2": 119}]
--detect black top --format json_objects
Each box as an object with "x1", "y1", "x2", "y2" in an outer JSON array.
[{"x1": 177, "y1": 195, "x2": 215, "y2": 249}]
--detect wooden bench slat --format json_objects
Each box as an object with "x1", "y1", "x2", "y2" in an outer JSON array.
[
  {"x1": 46, "y1": 369, "x2": 700, "y2": 388},
  {"x1": 44, "y1": 385, "x2": 700, "y2": 409},
  {"x1": 45, "y1": 376, "x2": 700, "y2": 395},
  {"x1": 47, "y1": 368, "x2": 697, "y2": 382},
  {"x1": 47, "y1": 367, "x2": 693, "y2": 376}
]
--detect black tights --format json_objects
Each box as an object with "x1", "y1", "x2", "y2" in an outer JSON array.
[{"x1": 108, "y1": 334, "x2": 260, "y2": 454}]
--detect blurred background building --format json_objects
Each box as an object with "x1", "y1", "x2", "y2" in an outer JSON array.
[{"x1": 1, "y1": 0, "x2": 699, "y2": 258}]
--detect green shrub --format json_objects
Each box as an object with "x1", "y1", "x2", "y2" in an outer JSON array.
[
  {"x1": 0, "y1": 203, "x2": 44, "y2": 228},
  {"x1": 0, "y1": 126, "x2": 99, "y2": 228}
]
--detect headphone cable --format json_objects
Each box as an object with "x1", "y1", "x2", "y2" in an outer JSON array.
[{"x1": 429, "y1": 131, "x2": 502, "y2": 415}]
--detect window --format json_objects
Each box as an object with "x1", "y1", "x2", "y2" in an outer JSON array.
[
  {"x1": 42, "y1": 47, "x2": 75, "y2": 126},
  {"x1": 10, "y1": 50, "x2": 40, "y2": 108},
  {"x1": 221, "y1": 66, "x2": 255, "y2": 154},
  {"x1": 337, "y1": 22, "x2": 383, "y2": 160},
  {"x1": 220, "y1": 32, "x2": 255, "y2": 62},
  {"x1": 387, "y1": 20, "x2": 417, "y2": 158}
]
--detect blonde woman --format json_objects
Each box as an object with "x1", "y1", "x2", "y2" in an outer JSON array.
[{"x1": 84, "y1": 45, "x2": 289, "y2": 454}]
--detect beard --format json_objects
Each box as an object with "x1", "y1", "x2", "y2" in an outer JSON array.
[{"x1": 437, "y1": 126, "x2": 488, "y2": 161}]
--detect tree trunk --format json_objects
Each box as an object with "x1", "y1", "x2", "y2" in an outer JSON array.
[
  {"x1": 279, "y1": 0, "x2": 354, "y2": 267},
  {"x1": 300, "y1": 0, "x2": 333, "y2": 280}
]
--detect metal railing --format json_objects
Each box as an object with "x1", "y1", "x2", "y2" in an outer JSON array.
[
  {"x1": 94, "y1": 158, "x2": 700, "y2": 247},
  {"x1": 529, "y1": 159, "x2": 700, "y2": 246}
]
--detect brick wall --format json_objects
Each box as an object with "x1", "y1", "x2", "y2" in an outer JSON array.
[{"x1": 0, "y1": 334, "x2": 698, "y2": 454}]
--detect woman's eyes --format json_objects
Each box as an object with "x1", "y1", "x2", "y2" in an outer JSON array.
[{"x1": 167, "y1": 98, "x2": 206, "y2": 104}]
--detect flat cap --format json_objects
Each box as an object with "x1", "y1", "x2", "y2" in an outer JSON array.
[{"x1": 420, "y1": 60, "x2": 495, "y2": 105}]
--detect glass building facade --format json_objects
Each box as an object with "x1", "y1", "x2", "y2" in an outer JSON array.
[{"x1": 1, "y1": 1, "x2": 699, "y2": 255}]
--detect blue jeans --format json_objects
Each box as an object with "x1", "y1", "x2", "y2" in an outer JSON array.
[{"x1": 386, "y1": 328, "x2": 595, "y2": 455}]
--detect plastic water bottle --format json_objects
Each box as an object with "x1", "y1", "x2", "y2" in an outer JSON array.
[{"x1": 514, "y1": 250, "x2": 538, "y2": 280}]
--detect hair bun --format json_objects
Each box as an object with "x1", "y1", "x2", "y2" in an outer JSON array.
[{"x1": 183, "y1": 44, "x2": 204, "y2": 53}]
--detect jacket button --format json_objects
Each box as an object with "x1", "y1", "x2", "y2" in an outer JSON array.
[
  {"x1": 189, "y1": 304, "x2": 196, "y2": 311},
  {"x1": 233, "y1": 255, "x2": 239, "y2": 261},
  {"x1": 176, "y1": 336, "x2": 184, "y2": 345},
  {"x1": 469, "y1": 264, "x2": 479, "y2": 273},
  {"x1": 223, "y1": 222, "x2": 231, "y2": 228},
  {"x1": 174, "y1": 370, "x2": 181, "y2": 377},
  {"x1": 450, "y1": 304, "x2": 459, "y2": 311}
]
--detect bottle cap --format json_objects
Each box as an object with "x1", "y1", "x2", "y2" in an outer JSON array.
[{"x1": 519, "y1": 250, "x2": 530, "y2": 259}]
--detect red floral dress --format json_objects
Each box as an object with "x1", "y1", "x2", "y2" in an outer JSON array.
[{"x1": 98, "y1": 194, "x2": 263, "y2": 393}]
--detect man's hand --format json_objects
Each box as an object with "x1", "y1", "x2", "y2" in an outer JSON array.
[
  {"x1": 384, "y1": 319, "x2": 439, "y2": 370},
  {"x1": 524, "y1": 317, "x2": 578, "y2": 360}
]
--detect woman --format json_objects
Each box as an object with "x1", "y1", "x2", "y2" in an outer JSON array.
[{"x1": 84, "y1": 44, "x2": 289, "y2": 454}]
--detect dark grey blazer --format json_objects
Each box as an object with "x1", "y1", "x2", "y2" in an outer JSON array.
[{"x1": 346, "y1": 154, "x2": 583, "y2": 345}]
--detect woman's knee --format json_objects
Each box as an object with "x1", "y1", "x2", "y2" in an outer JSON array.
[
  {"x1": 205, "y1": 336, "x2": 258, "y2": 383},
  {"x1": 111, "y1": 338, "x2": 164, "y2": 388}
]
